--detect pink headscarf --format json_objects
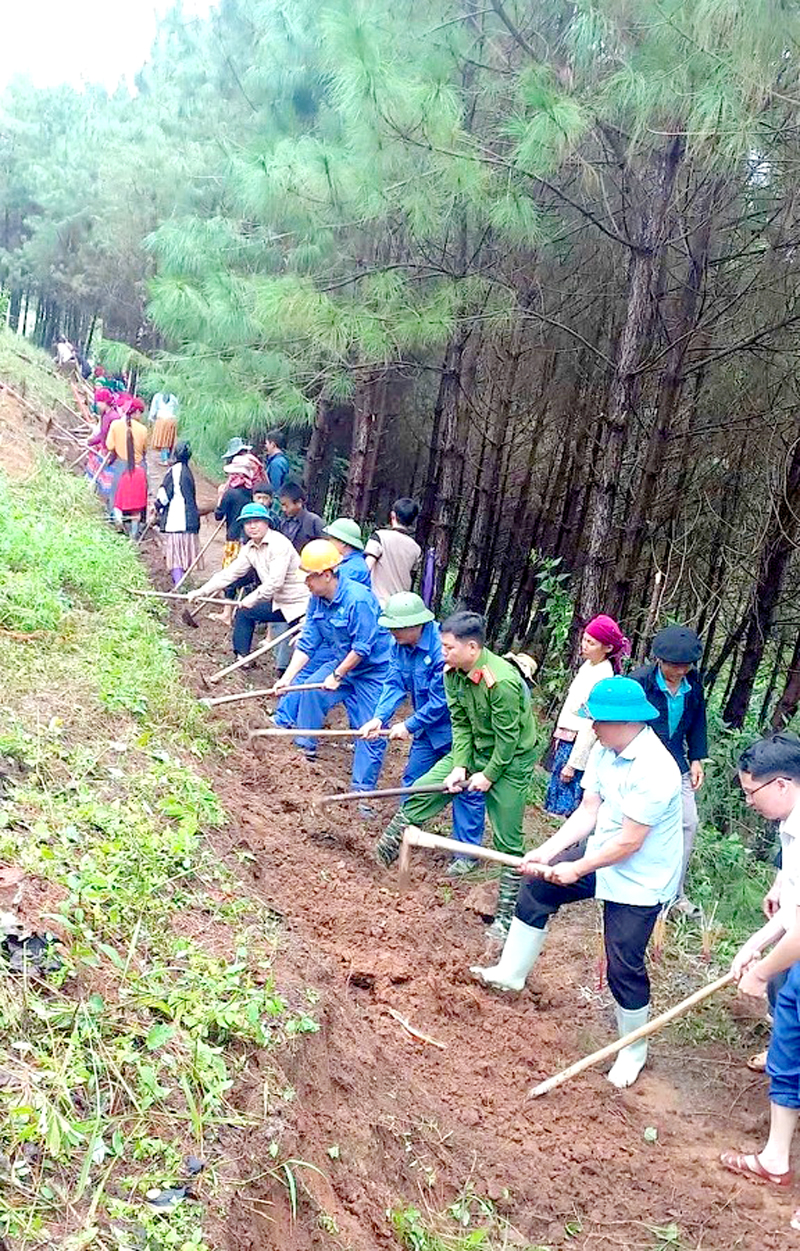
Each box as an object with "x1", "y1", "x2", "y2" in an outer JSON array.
[{"x1": 585, "y1": 614, "x2": 630, "y2": 674}]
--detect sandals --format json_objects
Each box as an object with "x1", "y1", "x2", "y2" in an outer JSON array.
[
  {"x1": 746, "y1": 1049, "x2": 768, "y2": 1072},
  {"x1": 720, "y1": 1150, "x2": 793, "y2": 1188}
]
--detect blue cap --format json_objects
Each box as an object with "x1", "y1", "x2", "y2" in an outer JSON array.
[
  {"x1": 579, "y1": 676, "x2": 659, "y2": 723},
  {"x1": 238, "y1": 502, "x2": 270, "y2": 523}
]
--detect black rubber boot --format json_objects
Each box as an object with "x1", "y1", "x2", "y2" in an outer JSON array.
[{"x1": 374, "y1": 810, "x2": 408, "y2": 867}]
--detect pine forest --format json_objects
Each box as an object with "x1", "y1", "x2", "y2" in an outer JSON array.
[{"x1": 2, "y1": 0, "x2": 800, "y2": 733}]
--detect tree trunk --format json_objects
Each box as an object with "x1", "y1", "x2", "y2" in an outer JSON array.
[
  {"x1": 304, "y1": 398, "x2": 336, "y2": 512},
  {"x1": 723, "y1": 431, "x2": 800, "y2": 726},
  {"x1": 575, "y1": 136, "x2": 685, "y2": 624},
  {"x1": 613, "y1": 204, "x2": 714, "y2": 608},
  {"x1": 772, "y1": 630, "x2": 800, "y2": 731}
]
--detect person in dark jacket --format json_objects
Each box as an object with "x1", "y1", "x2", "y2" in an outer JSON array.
[
  {"x1": 279, "y1": 482, "x2": 325, "y2": 552},
  {"x1": 629, "y1": 625, "x2": 708, "y2": 911},
  {"x1": 155, "y1": 441, "x2": 200, "y2": 584}
]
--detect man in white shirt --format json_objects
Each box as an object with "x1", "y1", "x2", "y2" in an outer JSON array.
[
  {"x1": 187, "y1": 503, "x2": 308, "y2": 656},
  {"x1": 365, "y1": 498, "x2": 422, "y2": 607},
  {"x1": 472, "y1": 676, "x2": 682, "y2": 1089},
  {"x1": 719, "y1": 734, "x2": 800, "y2": 1232}
]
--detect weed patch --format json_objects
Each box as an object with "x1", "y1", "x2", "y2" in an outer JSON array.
[{"x1": 0, "y1": 458, "x2": 317, "y2": 1247}]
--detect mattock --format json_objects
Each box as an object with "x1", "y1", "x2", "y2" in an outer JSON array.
[{"x1": 397, "y1": 826, "x2": 524, "y2": 889}]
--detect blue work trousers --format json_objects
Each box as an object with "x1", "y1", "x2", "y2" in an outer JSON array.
[
  {"x1": 275, "y1": 660, "x2": 388, "y2": 791},
  {"x1": 767, "y1": 961, "x2": 800, "y2": 1109},
  {"x1": 402, "y1": 737, "x2": 485, "y2": 848}
]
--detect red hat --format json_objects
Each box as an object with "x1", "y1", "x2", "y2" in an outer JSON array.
[
  {"x1": 584, "y1": 615, "x2": 631, "y2": 674},
  {"x1": 130, "y1": 397, "x2": 145, "y2": 414},
  {"x1": 94, "y1": 387, "x2": 112, "y2": 404}
]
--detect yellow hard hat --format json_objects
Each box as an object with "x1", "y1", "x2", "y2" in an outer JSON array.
[{"x1": 299, "y1": 538, "x2": 343, "y2": 573}]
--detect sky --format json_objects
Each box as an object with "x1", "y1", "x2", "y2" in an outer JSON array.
[{"x1": 1, "y1": 0, "x2": 217, "y2": 93}]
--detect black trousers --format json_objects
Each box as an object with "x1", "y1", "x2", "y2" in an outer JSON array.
[
  {"x1": 516, "y1": 865, "x2": 661, "y2": 1010},
  {"x1": 232, "y1": 602, "x2": 286, "y2": 657},
  {"x1": 224, "y1": 571, "x2": 258, "y2": 602}
]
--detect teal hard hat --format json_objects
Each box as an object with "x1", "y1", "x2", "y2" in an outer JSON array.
[
  {"x1": 579, "y1": 676, "x2": 659, "y2": 723},
  {"x1": 238, "y1": 502, "x2": 271, "y2": 523},
  {"x1": 324, "y1": 518, "x2": 364, "y2": 550},
  {"x1": 378, "y1": 592, "x2": 435, "y2": 630}
]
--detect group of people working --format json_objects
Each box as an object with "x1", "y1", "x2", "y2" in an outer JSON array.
[{"x1": 78, "y1": 380, "x2": 800, "y2": 1231}]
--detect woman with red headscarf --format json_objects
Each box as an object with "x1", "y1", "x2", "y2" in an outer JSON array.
[
  {"x1": 544, "y1": 614, "x2": 630, "y2": 816},
  {"x1": 106, "y1": 397, "x2": 149, "y2": 538}
]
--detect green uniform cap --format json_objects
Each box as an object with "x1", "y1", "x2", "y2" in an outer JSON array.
[
  {"x1": 323, "y1": 518, "x2": 364, "y2": 550},
  {"x1": 378, "y1": 592, "x2": 435, "y2": 629}
]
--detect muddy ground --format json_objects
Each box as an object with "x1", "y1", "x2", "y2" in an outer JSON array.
[{"x1": 136, "y1": 512, "x2": 795, "y2": 1251}]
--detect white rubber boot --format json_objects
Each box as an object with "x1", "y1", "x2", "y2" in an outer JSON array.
[
  {"x1": 470, "y1": 918, "x2": 547, "y2": 991},
  {"x1": 607, "y1": 1004, "x2": 649, "y2": 1089}
]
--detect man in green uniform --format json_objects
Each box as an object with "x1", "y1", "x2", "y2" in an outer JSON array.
[{"x1": 374, "y1": 610, "x2": 537, "y2": 937}]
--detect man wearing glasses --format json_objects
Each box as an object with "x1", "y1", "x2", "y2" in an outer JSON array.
[{"x1": 720, "y1": 733, "x2": 800, "y2": 1234}]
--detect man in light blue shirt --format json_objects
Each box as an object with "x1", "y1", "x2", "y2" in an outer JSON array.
[{"x1": 472, "y1": 676, "x2": 682, "y2": 1090}]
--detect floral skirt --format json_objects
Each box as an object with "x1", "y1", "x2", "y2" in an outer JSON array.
[
  {"x1": 222, "y1": 541, "x2": 241, "y2": 567},
  {"x1": 543, "y1": 738, "x2": 584, "y2": 817}
]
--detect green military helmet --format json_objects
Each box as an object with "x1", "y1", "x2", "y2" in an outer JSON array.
[
  {"x1": 379, "y1": 592, "x2": 435, "y2": 630},
  {"x1": 323, "y1": 518, "x2": 364, "y2": 550}
]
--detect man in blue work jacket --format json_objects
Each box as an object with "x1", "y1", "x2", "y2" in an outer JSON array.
[
  {"x1": 359, "y1": 592, "x2": 485, "y2": 871},
  {"x1": 323, "y1": 518, "x2": 371, "y2": 586},
  {"x1": 272, "y1": 539, "x2": 390, "y2": 796}
]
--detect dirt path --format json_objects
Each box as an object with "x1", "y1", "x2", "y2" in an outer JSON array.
[{"x1": 134, "y1": 564, "x2": 793, "y2": 1251}]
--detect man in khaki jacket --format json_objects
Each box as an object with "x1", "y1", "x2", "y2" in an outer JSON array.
[{"x1": 188, "y1": 503, "x2": 308, "y2": 656}]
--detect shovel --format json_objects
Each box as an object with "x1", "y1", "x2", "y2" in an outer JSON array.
[
  {"x1": 320, "y1": 784, "x2": 449, "y2": 805},
  {"x1": 203, "y1": 619, "x2": 305, "y2": 686},
  {"x1": 200, "y1": 682, "x2": 329, "y2": 708},
  {"x1": 397, "y1": 827, "x2": 522, "y2": 888}
]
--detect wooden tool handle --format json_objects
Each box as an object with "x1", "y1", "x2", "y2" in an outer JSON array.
[
  {"x1": 206, "y1": 619, "x2": 305, "y2": 684},
  {"x1": 404, "y1": 827, "x2": 524, "y2": 869},
  {"x1": 527, "y1": 970, "x2": 736, "y2": 1098},
  {"x1": 173, "y1": 518, "x2": 225, "y2": 591},
  {"x1": 250, "y1": 727, "x2": 392, "y2": 740},
  {"x1": 133, "y1": 590, "x2": 223, "y2": 607},
  {"x1": 321, "y1": 784, "x2": 448, "y2": 803},
  {"x1": 202, "y1": 681, "x2": 328, "y2": 707}
]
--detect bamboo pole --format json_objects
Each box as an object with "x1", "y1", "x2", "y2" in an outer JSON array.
[
  {"x1": 173, "y1": 518, "x2": 225, "y2": 591},
  {"x1": 204, "y1": 619, "x2": 305, "y2": 685},
  {"x1": 527, "y1": 971, "x2": 736, "y2": 1099},
  {"x1": 201, "y1": 681, "x2": 328, "y2": 708}
]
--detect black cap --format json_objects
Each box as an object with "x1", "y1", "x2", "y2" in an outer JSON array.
[{"x1": 651, "y1": 625, "x2": 702, "y2": 664}]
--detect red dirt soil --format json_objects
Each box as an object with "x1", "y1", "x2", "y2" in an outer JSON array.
[{"x1": 136, "y1": 529, "x2": 795, "y2": 1251}]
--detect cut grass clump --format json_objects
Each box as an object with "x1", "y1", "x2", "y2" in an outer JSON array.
[{"x1": 0, "y1": 455, "x2": 317, "y2": 1247}]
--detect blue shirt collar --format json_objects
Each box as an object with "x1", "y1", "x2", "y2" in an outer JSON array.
[{"x1": 656, "y1": 668, "x2": 690, "y2": 698}]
